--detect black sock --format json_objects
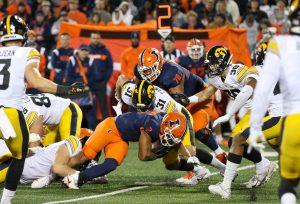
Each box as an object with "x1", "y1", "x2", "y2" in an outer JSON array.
[
  {"x1": 178, "y1": 159, "x2": 194, "y2": 171},
  {"x1": 195, "y1": 128, "x2": 218, "y2": 151},
  {"x1": 228, "y1": 152, "x2": 242, "y2": 165},
  {"x1": 243, "y1": 144, "x2": 262, "y2": 163},
  {"x1": 5, "y1": 158, "x2": 25, "y2": 191},
  {"x1": 196, "y1": 148, "x2": 213, "y2": 165},
  {"x1": 278, "y1": 178, "x2": 299, "y2": 199}
]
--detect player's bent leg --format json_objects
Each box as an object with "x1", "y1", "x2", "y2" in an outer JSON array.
[
  {"x1": 0, "y1": 160, "x2": 10, "y2": 183},
  {"x1": 59, "y1": 102, "x2": 83, "y2": 140}
]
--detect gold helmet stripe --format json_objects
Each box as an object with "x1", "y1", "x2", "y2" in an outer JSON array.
[
  {"x1": 6, "y1": 15, "x2": 11, "y2": 35},
  {"x1": 138, "y1": 80, "x2": 146, "y2": 104}
]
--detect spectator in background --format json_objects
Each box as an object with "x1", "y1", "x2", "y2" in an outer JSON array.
[
  {"x1": 92, "y1": 0, "x2": 112, "y2": 24},
  {"x1": 160, "y1": 35, "x2": 184, "y2": 60},
  {"x1": 50, "y1": 33, "x2": 76, "y2": 84},
  {"x1": 242, "y1": 0, "x2": 268, "y2": 23},
  {"x1": 65, "y1": 44, "x2": 96, "y2": 129},
  {"x1": 269, "y1": 0, "x2": 290, "y2": 33},
  {"x1": 225, "y1": 0, "x2": 240, "y2": 24},
  {"x1": 180, "y1": 10, "x2": 206, "y2": 29},
  {"x1": 234, "y1": 0, "x2": 248, "y2": 18},
  {"x1": 88, "y1": 12, "x2": 105, "y2": 25},
  {"x1": 207, "y1": 13, "x2": 234, "y2": 28},
  {"x1": 260, "y1": 0, "x2": 276, "y2": 17},
  {"x1": 68, "y1": 0, "x2": 88, "y2": 24},
  {"x1": 196, "y1": 0, "x2": 216, "y2": 28},
  {"x1": 120, "y1": 31, "x2": 145, "y2": 78},
  {"x1": 138, "y1": 0, "x2": 155, "y2": 23},
  {"x1": 51, "y1": 10, "x2": 76, "y2": 38},
  {"x1": 131, "y1": 15, "x2": 142, "y2": 25},
  {"x1": 239, "y1": 14, "x2": 259, "y2": 54},
  {"x1": 0, "y1": 0, "x2": 7, "y2": 20},
  {"x1": 7, "y1": 0, "x2": 31, "y2": 15},
  {"x1": 257, "y1": 18, "x2": 272, "y2": 40},
  {"x1": 40, "y1": 0, "x2": 56, "y2": 26},
  {"x1": 32, "y1": 10, "x2": 53, "y2": 51},
  {"x1": 88, "y1": 32, "x2": 113, "y2": 122},
  {"x1": 108, "y1": 8, "x2": 127, "y2": 26},
  {"x1": 118, "y1": 1, "x2": 134, "y2": 25},
  {"x1": 171, "y1": 2, "x2": 187, "y2": 27},
  {"x1": 216, "y1": 0, "x2": 233, "y2": 24},
  {"x1": 16, "y1": 2, "x2": 31, "y2": 25},
  {"x1": 127, "y1": 0, "x2": 139, "y2": 17}
]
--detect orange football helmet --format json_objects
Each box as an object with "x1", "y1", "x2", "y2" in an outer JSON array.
[
  {"x1": 187, "y1": 38, "x2": 204, "y2": 60},
  {"x1": 159, "y1": 112, "x2": 187, "y2": 147},
  {"x1": 137, "y1": 48, "x2": 163, "y2": 82}
]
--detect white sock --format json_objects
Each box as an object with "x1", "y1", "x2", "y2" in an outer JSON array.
[
  {"x1": 210, "y1": 157, "x2": 226, "y2": 171},
  {"x1": 1, "y1": 188, "x2": 15, "y2": 204},
  {"x1": 281, "y1": 193, "x2": 297, "y2": 204},
  {"x1": 255, "y1": 157, "x2": 270, "y2": 175},
  {"x1": 214, "y1": 146, "x2": 223, "y2": 155},
  {"x1": 216, "y1": 134, "x2": 223, "y2": 143},
  {"x1": 221, "y1": 161, "x2": 239, "y2": 189}
]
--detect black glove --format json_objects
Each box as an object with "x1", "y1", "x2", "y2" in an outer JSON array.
[
  {"x1": 170, "y1": 93, "x2": 190, "y2": 106},
  {"x1": 57, "y1": 82, "x2": 85, "y2": 96}
]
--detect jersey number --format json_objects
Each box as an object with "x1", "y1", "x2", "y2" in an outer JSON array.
[
  {"x1": 224, "y1": 89, "x2": 240, "y2": 99},
  {"x1": 30, "y1": 95, "x2": 51, "y2": 107},
  {"x1": 156, "y1": 99, "x2": 166, "y2": 109},
  {"x1": 0, "y1": 59, "x2": 11, "y2": 90}
]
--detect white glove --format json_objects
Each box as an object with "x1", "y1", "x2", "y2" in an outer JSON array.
[
  {"x1": 247, "y1": 128, "x2": 266, "y2": 154},
  {"x1": 213, "y1": 114, "x2": 231, "y2": 128},
  {"x1": 187, "y1": 156, "x2": 200, "y2": 166},
  {"x1": 215, "y1": 89, "x2": 222, "y2": 102}
]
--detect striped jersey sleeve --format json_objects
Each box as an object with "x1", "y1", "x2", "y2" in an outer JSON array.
[{"x1": 26, "y1": 48, "x2": 40, "y2": 65}]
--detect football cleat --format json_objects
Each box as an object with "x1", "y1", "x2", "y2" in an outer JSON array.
[
  {"x1": 216, "y1": 152, "x2": 227, "y2": 164},
  {"x1": 175, "y1": 171, "x2": 194, "y2": 184},
  {"x1": 87, "y1": 175, "x2": 109, "y2": 184},
  {"x1": 244, "y1": 161, "x2": 278, "y2": 188},
  {"x1": 182, "y1": 166, "x2": 211, "y2": 185},
  {"x1": 208, "y1": 182, "x2": 231, "y2": 199},
  {"x1": 31, "y1": 173, "x2": 56, "y2": 188},
  {"x1": 63, "y1": 172, "x2": 79, "y2": 189}
]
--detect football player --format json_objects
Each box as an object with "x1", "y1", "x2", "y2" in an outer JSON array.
[
  {"x1": 187, "y1": 45, "x2": 279, "y2": 198},
  {"x1": 134, "y1": 48, "x2": 227, "y2": 165},
  {"x1": 63, "y1": 111, "x2": 210, "y2": 189},
  {"x1": 0, "y1": 15, "x2": 84, "y2": 203},
  {"x1": 116, "y1": 77, "x2": 226, "y2": 184},
  {"x1": 249, "y1": 14, "x2": 300, "y2": 204},
  {"x1": 22, "y1": 93, "x2": 83, "y2": 146}
]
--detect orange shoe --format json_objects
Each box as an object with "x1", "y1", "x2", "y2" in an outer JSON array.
[
  {"x1": 175, "y1": 171, "x2": 194, "y2": 183},
  {"x1": 216, "y1": 152, "x2": 227, "y2": 164}
]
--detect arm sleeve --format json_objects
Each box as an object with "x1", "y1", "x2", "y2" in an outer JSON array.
[
  {"x1": 250, "y1": 52, "x2": 281, "y2": 130},
  {"x1": 26, "y1": 48, "x2": 40, "y2": 65},
  {"x1": 64, "y1": 136, "x2": 82, "y2": 157}
]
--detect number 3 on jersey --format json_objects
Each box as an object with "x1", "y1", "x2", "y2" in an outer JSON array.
[{"x1": 0, "y1": 59, "x2": 11, "y2": 90}]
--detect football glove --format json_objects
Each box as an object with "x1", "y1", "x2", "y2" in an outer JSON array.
[
  {"x1": 170, "y1": 93, "x2": 190, "y2": 106},
  {"x1": 57, "y1": 82, "x2": 85, "y2": 96}
]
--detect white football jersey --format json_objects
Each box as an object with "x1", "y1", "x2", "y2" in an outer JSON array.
[
  {"x1": 22, "y1": 93, "x2": 71, "y2": 125},
  {"x1": 121, "y1": 82, "x2": 183, "y2": 113},
  {"x1": 208, "y1": 63, "x2": 258, "y2": 110},
  {"x1": 20, "y1": 136, "x2": 81, "y2": 184},
  {"x1": 0, "y1": 47, "x2": 40, "y2": 110}
]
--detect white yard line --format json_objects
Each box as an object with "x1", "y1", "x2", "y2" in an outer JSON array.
[{"x1": 43, "y1": 160, "x2": 278, "y2": 204}]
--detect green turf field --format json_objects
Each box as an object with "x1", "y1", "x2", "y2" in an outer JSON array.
[{"x1": 0, "y1": 142, "x2": 286, "y2": 204}]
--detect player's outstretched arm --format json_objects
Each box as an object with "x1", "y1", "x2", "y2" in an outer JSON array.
[
  {"x1": 115, "y1": 74, "x2": 131, "y2": 101},
  {"x1": 138, "y1": 130, "x2": 157, "y2": 161},
  {"x1": 188, "y1": 84, "x2": 217, "y2": 103},
  {"x1": 25, "y1": 62, "x2": 84, "y2": 95}
]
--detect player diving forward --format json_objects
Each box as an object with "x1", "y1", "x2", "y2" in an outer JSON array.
[
  {"x1": 187, "y1": 45, "x2": 279, "y2": 198},
  {"x1": 63, "y1": 111, "x2": 210, "y2": 189},
  {"x1": 0, "y1": 15, "x2": 84, "y2": 203},
  {"x1": 116, "y1": 76, "x2": 226, "y2": 184}
]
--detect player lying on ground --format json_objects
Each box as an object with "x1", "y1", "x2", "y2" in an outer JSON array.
[
  {"x1": 22, "y1": 93, "x2": 83, "y2": 146},
  {"x1": 187, "y1": 45, "x2": 279, "y2": 198},
  {"x1": 62, "y1": 111, "x2": 211, "y2": 189},
  {"x1": 0, "y1": 130, "x2": 105, "y2": 188},
  {"x1": 133, "y1": 48, "x2": 227, "y2": 164},
  {"x1": 115, "y1": 76, "x2": 226, "y2": 185}
]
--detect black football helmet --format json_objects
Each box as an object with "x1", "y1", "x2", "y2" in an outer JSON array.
[
  {"x1": 204, "y1": 45, "x2": 232, "y2": 77},
  {"x1": 255, "y1": 42, "x2": 267, "y2": 66},
  {"x1": 132, "y1": 80, "x2": 155, "y2": 112},
  {"x1": 0, "y1": 15, "x2": 28, "y2": 44}
]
